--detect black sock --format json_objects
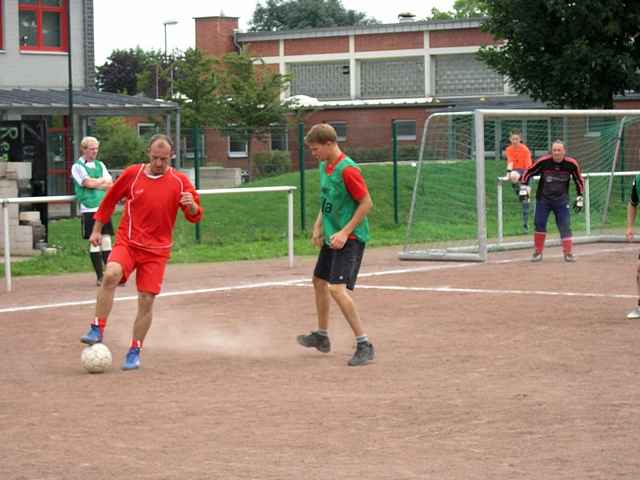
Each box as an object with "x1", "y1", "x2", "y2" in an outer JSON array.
[
  {"x1": 90, "y1": 252, "x2": 103, "y2": 280},
  {"x1": 101, "y1": 250, "x2": 111, "y2": 265}
]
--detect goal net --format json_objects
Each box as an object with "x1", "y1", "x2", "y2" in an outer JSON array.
[{"x1": 401, "y1": 109, "x2": 640, "y2": 261}]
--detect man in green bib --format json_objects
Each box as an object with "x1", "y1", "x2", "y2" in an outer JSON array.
[
  {"x1": 296, "y1": 123, "x2": 375, "y2": 366},
  {"x1": 71, "y1": 137, "x2": 114, "y2": 286}
]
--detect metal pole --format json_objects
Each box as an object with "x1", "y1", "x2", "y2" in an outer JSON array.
[
  {"x1": 392, "y1": 121, "x2": 399, "y2": 224},
  {"x1": 584, "y1": 176, "x2": 591, "y2": 236},
  {"x1": 297, "y1": 122, "x2": 306, "y2": 231},
  {"x1": 193, "y1": 126, "x2": 201, "y2": 243},
  {"x1": 175, "y1": 110, "x2": 181, "y2": 168},
  {"x1": 497, "y1": 178, "x2": 503, "y2": 246},
  {"x1": 3, "y1": 202, "x2": 12, "y2": 292},
  {"x1": 288, "y1": 189, "x2": 294, "y2": 267},
  {"x1": 474, "y1": 111, "x2": 488, "y2": 260}
]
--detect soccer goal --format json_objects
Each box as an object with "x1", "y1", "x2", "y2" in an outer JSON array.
[{"x1": 401, "y1": 109, "x2": 640, "y2": 262}]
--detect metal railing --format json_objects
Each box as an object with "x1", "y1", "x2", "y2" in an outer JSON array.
[
  {"x1": 1, "y1": 186, "x2": 297, "y2": 292},
  {"x1": 496, "y1": 171, "x2": 638, "y2": 245}
]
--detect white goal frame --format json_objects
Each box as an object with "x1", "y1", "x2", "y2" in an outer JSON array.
[{"x1": 400, "y1": 109, "x2": 640, "y2": 262}]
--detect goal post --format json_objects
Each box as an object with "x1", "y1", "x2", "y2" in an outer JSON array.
[{"x1": 401, "y1": 108, "x2": 640, "y2": 262}]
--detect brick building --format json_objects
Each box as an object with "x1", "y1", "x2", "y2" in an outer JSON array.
[{"x1": 194, "y1": 15, "x2": 519, "y2": 171}]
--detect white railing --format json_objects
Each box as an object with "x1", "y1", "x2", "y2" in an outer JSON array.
[
  {"x1": 1, "y1": 186, "x2": 297, "y2": 292},
  {"x1": 496, "y1": 171, "x2": 638, "y2": 245}
]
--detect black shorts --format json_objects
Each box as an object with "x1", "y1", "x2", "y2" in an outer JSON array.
[
  {"x1": 81, "y1": 212, "x2": 114, "y2": 240},
  {"x1": 313, "y1": 239, "x2": 365, "y2": 291}
]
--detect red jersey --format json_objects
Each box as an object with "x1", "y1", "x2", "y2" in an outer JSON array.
[{"x1": 94, "y1": 164, "x2": 203, "y2": 254}]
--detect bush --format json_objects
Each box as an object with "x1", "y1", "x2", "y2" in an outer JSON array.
[
  {"x1": 253, "y1": 150, "x2": 292, "y2": 178},
  {"x1": 94, "y1": 117, "x2": 147, "y2": 168},
  {"x1": 345, "y1": 144, "x2": 419, "y2": 163}
]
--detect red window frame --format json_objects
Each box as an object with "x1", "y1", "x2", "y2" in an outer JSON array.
[{"x1": 19, "y1": 0, "x2": 68, "y2": 52}]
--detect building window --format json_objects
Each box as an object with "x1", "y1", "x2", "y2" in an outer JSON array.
[
  {"x1": 586, "y1": 116, "x2": 618, "y2": 137},
  {"x1": 137, "y1": 123, "x2": 158, "y2": 139},
  {"x1": 270, "y1": 124, "x2": 288, "y2": 151},
  {"x1": 394, "y1": 120, "x2": 417, "y2": 141},
  {"x1": 19, "y1": 0, "x2": 68, "y2": 52},
  {"x1": 328, "y1": 122, "x2": 347, "y2": 142},
  {"x1": 228, "y1": 131, "x2": 248, "y2": 158},
  {"x1": 288, "y1": 62, "x2": 350, "y2": 100},
  {"x1": 435, "y1": 53, "x2": 504, "y2": 97},
  {"x1": 361, "y1": 58, "x2": 425, "y2": 99}
]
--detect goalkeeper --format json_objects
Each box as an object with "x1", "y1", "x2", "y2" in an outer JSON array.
[
  {"x1": 503, "y1": 130, "x2": 533, "y2": 232},
  {"x1": 520, "y1": 140, "x2": 584, "y2": 262}
]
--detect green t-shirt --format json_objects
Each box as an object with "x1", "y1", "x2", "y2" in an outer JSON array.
[
  {"x1": 319, "y1": 156, "x2": 369, "y2": 244},
  {"x1": 73, "y1": 159, "x2": 106, "y2": 209}
]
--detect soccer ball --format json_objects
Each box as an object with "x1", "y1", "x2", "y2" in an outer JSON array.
[{"x1": 81, "y1": 344, "x2": 112, "y2": 374}]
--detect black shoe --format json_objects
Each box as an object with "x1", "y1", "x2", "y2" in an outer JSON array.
[
  {"x1": 296, "y1": 331, "x2": 331, "y2": 353},
  {"x1": 348, "y1": 342, "x2": 375, "y2": 366}
]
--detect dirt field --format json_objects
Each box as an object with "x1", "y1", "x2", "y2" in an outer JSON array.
[{"x1": 2, "y1": 243, "x2": 640, "y2": 479}]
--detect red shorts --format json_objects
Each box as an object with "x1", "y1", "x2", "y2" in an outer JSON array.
[{"x1": 108, "y1": 244, "x2": 169, "y2": 295}]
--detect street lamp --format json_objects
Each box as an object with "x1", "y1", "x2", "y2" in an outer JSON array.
[
  {"x1": 163, "y1": 20, "x2": 178, "y2": 58},
  {"x1": 162, "y1": 20, "x2": 179, "y2": 99}
]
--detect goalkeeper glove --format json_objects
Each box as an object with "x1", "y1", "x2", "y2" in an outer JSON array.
[
  {"x1": 573, "y1": 195, "x2": 584, "y2": 213},
  {"x1": 518, "y1": 184, "x2": 530, "y2": 202}
]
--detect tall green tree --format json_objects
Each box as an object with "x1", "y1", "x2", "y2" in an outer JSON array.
[
  {"x1": 428, "y1": 0, "x2": 488, "y2": 20},
  {"x1": 249, "y1": 0, "x2": 378, "y2": 31},
  {"x1": 96, "y1": 48, "x2": 150, "y2": 95},
  {"x1": 478, "y1": 0, "x2": 640, "y2": 108},
  {"x1": 171, "y1": 48, "x2": 220, "y2": 128},
  {"x1": 209, "y1": 51, "x2": 292, "y2": 180}
]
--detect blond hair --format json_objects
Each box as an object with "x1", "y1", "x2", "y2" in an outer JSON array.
[
  {"x1": 80, "y1": 136, "x2": 99, "y2": 150},
  {"x1": 304, "y1": 124, "x2": 337, "y2": 145}
]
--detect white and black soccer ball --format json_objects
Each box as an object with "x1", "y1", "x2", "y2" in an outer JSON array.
[{"x1": 81, "y1": 343, "x2": 112, "y2": 374}]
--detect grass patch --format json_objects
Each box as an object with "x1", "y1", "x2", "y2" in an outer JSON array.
[{"x1": 2, "y1": 161, "x2": 630, "y2": 277}]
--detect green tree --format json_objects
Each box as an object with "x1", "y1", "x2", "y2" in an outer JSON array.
[
  {"x1": 96, "y1": 48, "x2": 150, "y2": 95},
  {"x1": 209, "y1": 51, "x2": 292, "y2": 180},
  {"x1": 171, "y1": 48, "x2": 220, "y2": 128},
  {"x1": 249, "y1": 0, "x2": 378, "y2": 31},
  {"x1": 478, "y1": 0, "x2": 640, "y2": 108},
  {"x1": 428, "y1": 0, "x2": 488, "y2": 20},
  {"x1": 94, "y1": 117, "x2": 147, "y2": 168}
]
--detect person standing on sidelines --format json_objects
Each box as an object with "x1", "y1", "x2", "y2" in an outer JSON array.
[
  {"x1": 625, "y1": 174, "x2": 640, "y2": 319},
  {"x1": 296, "y1": 123, "x2": 375, "y2": 366},
  {"x1": 503, "y1": 130, "x2": 533, "y2": 232},
  {"x1": 71, "y1": 136, "x2": 114, "y2": 286},
  {"x1": 79, "y1": 134, "x2": 203, "y2": 370},
  {"x1": 520, "y1": 140, "x2": 584, "y2": 263}
]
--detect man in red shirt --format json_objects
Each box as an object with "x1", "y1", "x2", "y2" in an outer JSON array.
[{"x1": 80, "y1": 134, "x2": 203, "y2": 370}]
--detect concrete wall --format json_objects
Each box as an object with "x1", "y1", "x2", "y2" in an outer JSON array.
[{"x1": 0, "y1": 0, "x2": 86, "y2": 89}]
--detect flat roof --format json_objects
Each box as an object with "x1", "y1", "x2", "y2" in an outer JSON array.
[
  {"x1": 236, "y1": 18, "x2": 485, "y2": 42},
  {"x1": 0, "y1": 89, "x2": 179, "y2": 116}
]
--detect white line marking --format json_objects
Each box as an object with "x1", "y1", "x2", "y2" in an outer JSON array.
[
  {"x1": 0, "y1": 279, "x2": 305, "y2": 314},
  {"x1": 354, "y1": 285, "x2": 636, "y2": 300},
  {"x1": 0, "y1": 245, "x2": 635, "y2": 314}
]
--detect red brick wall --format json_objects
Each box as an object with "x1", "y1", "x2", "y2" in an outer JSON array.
[
  {"x1": 284, "y1": 36, "x2": 349, "y2": 55},
  {"x1": 429, "y1": 28, "x2": 495, "y2": 48},
  {"x1": 244, "y1": 40, "x2": 279, "y2": 57},
  {"x1": 355, "y1": 32, "x2": 423, "y2": 52},
  {"x1": 202, "y1": 107, "x2": 433, "y2": 170},
  {"x1": 195, "y1": 17, "x2": 239, "y2": 57}
]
